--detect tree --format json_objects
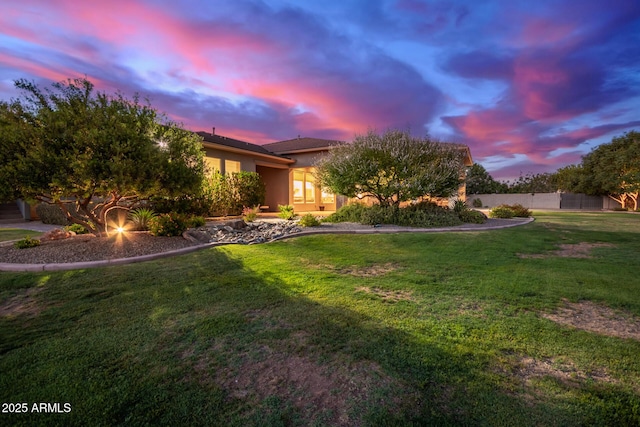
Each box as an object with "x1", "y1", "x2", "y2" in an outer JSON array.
[
  {"x1": 579, "y1": 131, "x2": 640, "y2": 210},
  {"x1": 465, "y1": 163, "x2": 507, "y2": 194},
  {"x1": 315, "y1": 129, "x2": 465, "y2": 207},
  {"x1": 504, "y1": 172, "x2": 556, "y2": 193},
  {"x1": 551, "y1": 164, "x2": 584, "y2": 192},
  {"x1": 0, "y1": 77, "x2": 206, "y2": 234}
]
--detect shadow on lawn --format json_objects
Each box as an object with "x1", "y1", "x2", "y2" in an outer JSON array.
[{"x1": 1, "y1": 245, "x2": 637, "y2": 426}]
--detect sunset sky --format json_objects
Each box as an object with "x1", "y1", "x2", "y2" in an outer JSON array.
[{"x1": 1, "y1": 0, "x2": 639, "y2": 179}]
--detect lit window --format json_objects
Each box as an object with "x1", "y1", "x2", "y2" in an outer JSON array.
[
  {"x1": 224, "y1": 160, "x2": 241, "y2": 174},
  {"x1": 205, "y1": 157, "x2": 221, "y2": 174},
  {"x1": 321, "y1": 190, "x2": 335, "y2": 204},
  {"x1": 293, "y1": 169, "x2": 317, "y2": 204},
  {"x1": 293, "y1": 170, "x2": 304, "y2": 203}
]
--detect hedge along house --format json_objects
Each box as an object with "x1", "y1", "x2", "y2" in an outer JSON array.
[{"x1": 198, "y1": 130, "x2": 348, "y2": 213}]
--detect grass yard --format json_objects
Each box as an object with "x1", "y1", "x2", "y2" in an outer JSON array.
[
  {"x1": 0, "y1": 229, "x2": 42, "y2": 243},
  {"x1": 1, "y1": 212, "x2": 639, "y2": 426}
]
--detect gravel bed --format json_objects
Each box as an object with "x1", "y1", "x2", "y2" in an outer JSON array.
[
  {"x1": 0, "y1": 218, "x2": 530, "y2": 265},
  {"x1": 0, "y1": 232, "x2": 198, "y2": 264}
]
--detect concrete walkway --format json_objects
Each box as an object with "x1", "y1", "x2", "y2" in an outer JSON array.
[{"x1": 0, "y1": 217, "x2": 534, "y2": 272}]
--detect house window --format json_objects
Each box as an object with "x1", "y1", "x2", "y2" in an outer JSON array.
[
  {"x1": 293, "y1": 170, "x2": 304, "y2": 203},
  {"x1": 225, "y1": 160, "x2": 241, "y2": 174},
  {"x1": 293, "y1": 169, "x2": 316, "y2": 204},
  {"x1": 205, "y1": 157, "x2": 221, "y2": 174},
  {"x1": 321, "y1": 190, "x2": 335, "y2": 204}
]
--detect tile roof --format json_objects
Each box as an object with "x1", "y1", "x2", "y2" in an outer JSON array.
[
  {"x1": 262, "y1": 137, "x2": 345, "y2": 154},
  {"x1": 196, "y1": 131, "x2": 285, "y2": 158}
]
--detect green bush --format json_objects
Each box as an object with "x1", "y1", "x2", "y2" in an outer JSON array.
[
  {"x1": 508, "y1": 204, "x2": 531, "y2": 217},
  {"x1": 149, "y1": 195, "x2": 210, "y2": 217},
  {"x1": 458, "y1": 209, "x2": 487, "y2": 224},
  {"x1": 325, "y1": 202, "x2": 462, "y2": 228},
  {"x1": 187, "y1": 215, "x2": 206, "y2": 228},
  {"x1": 204, "y1": 171, "x2": 266, "y2": 216},
  {"x1": 453, "y1": 199, "x2": 467, "y2": 214},
  {"x1": 322, "y1": 203, "x2": 368, "y2": 223},
  {"x1": 489, "y1": 205, "x2": 515, "y2": 218},
  {"x1": 277, "y1": 204, "x2": 295, "y2": 220},
  {"x1": 35, "y1": 203, "x2": 69, "y2": 225},
  {"x1": 149, "y1": 213, "x2": 189, "y2": 237},
  {"x1": 231, "y1": 171, "x2": 266, "y2": 210},
  {"x1": 472, "y1": 198, "x2": 483, "y2": 208},
  {"x1": 128, "y1": 208, "x2": 158, "y2": 231},
  {"x1": 14, "y1": 236, "x2": 41, "y2": 249},
  {"x1": 298, "y1": 213, "x2": 321, "y2": 227},
  {"x1": 488, "y1": 204, "x2": 531, "y2": 218},
  {"x1": 242, "y1": 206, "x2": 260, "y2": 222},
  {"x1": 64, "y1": 223, "x2": 89, "y2": 234}
]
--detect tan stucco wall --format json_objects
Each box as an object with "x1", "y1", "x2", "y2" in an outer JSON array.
[
  {"x1": 203, "y1": 147, "x2": 257, "y2": 173},
  {"x1": 256, "y1": 166, "x2": 289, "y2": 212}
]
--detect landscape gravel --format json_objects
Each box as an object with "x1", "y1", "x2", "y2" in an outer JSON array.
[{"x1": 0, "y1": 217, "x2": 529, "y2": 265}]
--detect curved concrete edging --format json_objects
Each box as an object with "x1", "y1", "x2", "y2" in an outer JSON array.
[{"x1": 0, "y1": 217, "x2": 534, "y2": 272}]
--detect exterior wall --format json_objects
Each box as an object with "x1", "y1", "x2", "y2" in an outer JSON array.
[
  {"x1": 470, "y1": 193, "x2": 562, "y2": 209},
  {"x1": 469, "y1": 193, "x2": 618, "y2": 210},
  {"x1": 203, "y1": 147, "x2": 257, "y2": 173},
  {"x1": 256, "y1": 166, "x2": 289, "y2": 212},
  {"x1": 285, "y1": 152, "x2": 323, "y2": 168}
]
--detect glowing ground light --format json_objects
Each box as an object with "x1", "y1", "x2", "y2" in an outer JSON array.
[{"x1": 116, "y1": 227, "x2": 125, "y2": 234}]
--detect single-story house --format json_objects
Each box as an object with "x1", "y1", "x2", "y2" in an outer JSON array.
[
  {"x1": 199, "y1": 130, "x2": 349, "y2": 213},
  {"x1": 199, "y1": 129, "x2": 473, "y2": 213},
  {"x1": 1, "y1": 129, "x2": 473, "y2": 222}
]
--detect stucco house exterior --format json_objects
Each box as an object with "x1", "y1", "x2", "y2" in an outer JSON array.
[
  {"x1": 1, "y1": 129, "x2": 473, "y2": 222},
  {"x1": 199, "y1": 129, "x2": 473, "y2": 213},
  {"x1": 198, "y1": 130, "x2": 349, "y2": 213}
]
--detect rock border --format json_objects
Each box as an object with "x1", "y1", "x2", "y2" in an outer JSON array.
[{"x1": 0, "y1": 217, "x2": 533, "y2": 272}]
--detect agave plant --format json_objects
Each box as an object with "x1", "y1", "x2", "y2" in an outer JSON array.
[{"x1": 128, "y1": 208, "x2": 158, "y2": 231}]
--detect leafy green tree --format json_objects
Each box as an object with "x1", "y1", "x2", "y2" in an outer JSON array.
[
  {"x1": 465, "y1": 163, "x2": 507, "y2": 194},
  {"x1": 504, "y1": 172, "x2": 556, "y2": 193},
  {"x1": 315, "y1": 129, "x2": 465, "y2": 207},
  {"x1": 0, "y1": 78, "x2": 206, "y2": 234},
  {"x1": 579, "y1": 131, "x2": 640, "y2": 210},
  {"x1": 551, "y1": 164, "x2": 584, "y2": 192}
]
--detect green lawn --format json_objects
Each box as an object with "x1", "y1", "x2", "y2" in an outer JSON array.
[
  {"x1": 1, "y1": 212, "x2": 639, "y2": 426},
  {"x1": 0, "y1": 229, "x2": 42, "y2": 242}
]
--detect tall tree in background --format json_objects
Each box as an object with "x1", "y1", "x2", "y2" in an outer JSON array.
[
  {"x1": 504, "y1": 172, "x2": 556, "y2": 193},
  {"x1": 465, "y1": 164, "x2": 507, "y2": 194},
  {"x1": 580, "y1": 131, "x2": 640, "y2": 210},
  {"x1": 0, "y1": 77, "x2": 206, "y2": 234},
  {"x1": 315, "y1": 129, "x2": 465, "y2": 207}
]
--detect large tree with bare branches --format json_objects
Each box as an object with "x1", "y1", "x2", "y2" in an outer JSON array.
[{"x1": 0, "y1": 77, "x2": 205, "y2": 234}]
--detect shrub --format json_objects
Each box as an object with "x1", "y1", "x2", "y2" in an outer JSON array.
[
  {"x1": 298, "y1": 213, "x2": 321, "y2": 227},
  {"x1": 231, "y1": 171, "x2": 266, "y2": 210},
  {"x1": 277, "y1": 204, "x2": 295, "y2": 220},
  {"x1": 149, "y1": 213, "x2": 189, "y2": 237},
  {"x1": 64, "y1": 223, "x2": 89, "y2": 234},
  {"x1": 458, "y1": 209, "x2": 487, "y2": 224},
  {"x1": 489, "y1": 205, "x2": 515, "y2": 218},
  {"x1": 509, "y1": 204, "x2": 531, "y2": 217},
  {"x1": 187, "y1": 215, "x2": 206, "y2": 228},
  {"x1": 14, "y1": 236, "x2": 41, "y2": 249},
  {"x1": 128, "y1": 208, "x2": 158, "y2": 231},
  {"x1": 472, "y1": 198, "x2": 483, "y2": 208},
  {"x1": 204, "y1": 171, "x2": 266, "y2": 216},
  {"x1": 35, "y1": 203, "x2": 69, "y2": 225},
  {"x1": 242, "y1": 206, "x2": 260, "y2": 222},
  {"x1": 452, "y1": 199, "x2": 467, "y2": 214},
  {"x1": 326, "y1": 202, "x2": 462, "y2": 227},
  {"x1": 323, "y1": 203, "x2": 368, "y2": 223},
  {"x1": 149, "y1": 195, "x2": 210, "y2": 217}
]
